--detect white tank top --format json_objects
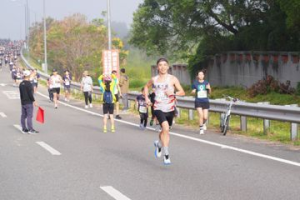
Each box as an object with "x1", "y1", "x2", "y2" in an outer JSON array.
[
  {"x1": 153, "y1": 75, "x2": 175, "y2": 112},
  {"x1": 51, "y1": 75, "x2": 61, "y2": 88}
]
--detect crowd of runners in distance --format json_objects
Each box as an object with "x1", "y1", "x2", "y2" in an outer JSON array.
[{"x1": 1, "y1": 40, "x2": 212, "y2": 165}]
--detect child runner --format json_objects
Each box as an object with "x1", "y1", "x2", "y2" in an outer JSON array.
[
  {"x1": 30, "y1": 69, "x2": 40, "y2": 94},
  {"x1": 136, "y1": 87, "x2": 149, "y2": 130},
  {"x1": 47, "y1": 74, "x2": 53, "y2": 102},
  {"x1": 192, "y1": 70, "x2": 211, "y2": 134}
]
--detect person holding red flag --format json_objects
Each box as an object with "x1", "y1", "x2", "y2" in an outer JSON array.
[{"x1": 19, "y1": 70, "x2": 39, "y2": 134}]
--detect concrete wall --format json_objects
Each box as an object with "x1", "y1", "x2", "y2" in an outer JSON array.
[
  {"x1": 206, "y1": 52, "x2": 300, "y2": 88},
  {"x1": 150, "y1": 52, "x2": 300, "y2": 88}
]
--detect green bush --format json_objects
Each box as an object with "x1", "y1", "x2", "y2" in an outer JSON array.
[{"x1": 129, "y1": 79, "x2": 147, "y2": 89}]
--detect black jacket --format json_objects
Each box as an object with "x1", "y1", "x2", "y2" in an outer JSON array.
[{"x1": 19, "y1": 80, "x2": 35, "y2": 105}]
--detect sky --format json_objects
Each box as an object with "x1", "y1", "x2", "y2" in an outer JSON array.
[{"x1": 0, "y1": 0, "x2": 144, "y2": 40}]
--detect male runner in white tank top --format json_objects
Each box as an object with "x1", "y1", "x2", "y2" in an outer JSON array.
[{"x1": 144, "y1": 58, "x2": 185, "y2": 165}]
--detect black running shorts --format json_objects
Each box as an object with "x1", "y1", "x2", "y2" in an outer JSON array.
[
  {"x1": 195, "y1": 101, "x2": 210, "y2": 109},
  {"x1": 154, "y1": 110, "x2": 175, "y2": 126},
  {"x1": 51, "y1": 87, "x2": 60, "y2": 94},
  {"x1": 103, "y1": 103, "x2": 114, "y2": 114}
]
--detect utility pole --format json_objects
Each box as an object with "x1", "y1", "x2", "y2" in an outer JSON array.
[
  {"x1": 43, "y1": 0, "x2": 48, "y2": 73},
  {"x1": 107, "y1": 0, "x2": 111, "y2": 50},
  {"x1": 26, "y1": 0, "x2": 30, "y2": 60}
]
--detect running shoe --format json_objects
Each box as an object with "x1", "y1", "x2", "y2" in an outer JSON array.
[
  {"x1": 28, "y1": 129, "x2": 39, "y2": 134},
  {"x1": 22, "y1": 128, "x2": 29, "y2": 133},
  {"x1": 150, "y1": 119, "x2": 154, "y2": 126},
  {"x1": 139, "y1": 124, "x2": 144, "y2": 130},
  {"x1": 111, "y1": 127, "x2": 115, "y2": 133},
  {"x1": 200, "y1": 129, "x2": 204, "y2": 135},
  {"x1": 154, "y1": 140, "x2": 162, "y2": 158},
  {"x1": 55, "y1": 104, "x2": 58, "y2": 109},
  {"x1": 85, "y1": 105, "x2": 88, "y2": 109},
  {"x1": 203, "y1": 124, "x2": 207, "y2": 131},
  {"x1": 163, "y1": 155, "x2": 171, "y2": 165},
  {"x1": 115, "y1": 115, "x2": 122, "y2": 119},
  {"x1": 90, "y1": 104, "x2": 93, "y2": 108},
  {"x1": 103, "y1": 127, "x2": 107, "y2": 133}
]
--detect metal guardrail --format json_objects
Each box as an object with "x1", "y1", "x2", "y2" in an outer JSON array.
[
  {"x1": 21, "y1": 51, "x2": 300, "y2": 139},
  {"x1": 127, "y1": 93, "x2": 300, "y2": 123}
]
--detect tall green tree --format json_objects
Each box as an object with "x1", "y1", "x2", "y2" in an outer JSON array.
[{"x1": 130, "y1": 0, "x2": 300, "y2": 73}]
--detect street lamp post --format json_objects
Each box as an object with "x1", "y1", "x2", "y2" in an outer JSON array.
[
  {"x1": 10, "y1": 0, "x2": 30, "y2": 59},
  {"x1": 26, "y1": 0, "x2": 30, "y2": 60},
  {"x1": 43, "y1": 0, "x2": 48, "y2": 73},
  {"x1": 107, "y1": 0, "x2": 111, "y2": 50}
]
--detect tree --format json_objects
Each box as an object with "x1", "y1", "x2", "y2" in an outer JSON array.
[
  {"x1": 29, "y1": 14, "x2": 128, "y2": 81},
  {"x1": 130, "y1": 0, "x2": 300, "y2": 73}
]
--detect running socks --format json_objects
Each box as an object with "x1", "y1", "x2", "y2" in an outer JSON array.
[{"x1": 163, "y1": 146, "x2": 169, "y2": 156}]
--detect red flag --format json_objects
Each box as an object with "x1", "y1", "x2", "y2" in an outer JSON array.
[{"x1": 36, "y1": 107, "x2": 44, "y2": 124}]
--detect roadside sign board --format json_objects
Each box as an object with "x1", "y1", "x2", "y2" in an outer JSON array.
[{"x1": 102, "y1": 50, "x2": 120, "y2": 77}]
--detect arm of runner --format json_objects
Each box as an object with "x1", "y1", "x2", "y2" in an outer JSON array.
[
  {"x1": 118, "y1": 84, "x2": 122, "y2": 97},
  {"x1": 60, "y1": 75, "x2": 64, "y2": 83},
  {"x1": 191, "y1": 82, "x2": 196, "y2": 94},
  {"x1": 173, "y1": 76, "x2": 185, "y2": 96},
  {"x1": 80, "y1": 78, "x2": 83, "y2": 91},
  {"x1": 206, "y1": 83, "x2": 212, "y2": 94},
  {"x1": 90, "y1": 78, "x2": 94, "y2": 92},
  {"x1": 144, "y1": 79, "x2": 153, "y2": 105},
  {"x1": 98, "y1": 75, "x2": 105, "y2": 93}
]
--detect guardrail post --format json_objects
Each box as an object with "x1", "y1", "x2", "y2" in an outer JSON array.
[
  {"x1": 240, "y1": 116, "x2": 247, "y2": 131},
  {"x1": 189, "y1": 109, "x2": 194, "y2": 120},
  {"x1": 176, "y1": 108, "x2": 181, "y2": 118},
  {"x1": 259, "y1": 102, "x2": 270, "y2": 134},
  {"x1": 128, "y1": 99, "x2": 131, "y2": 109},
  {"x1": 206, "y1": 115, "x2": 209, "y2": 125},
  {"x1": 290, "y1": 104, "x2": 298, "y2": 141}
]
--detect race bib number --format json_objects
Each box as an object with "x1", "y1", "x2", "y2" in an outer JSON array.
[
  {"x1": 197, "y1": 90, "x2": 207, "y2": 98},
  {"x1": 65, "y1": 80, "x2": 70, "y2": 85},
  {"x1": 139, "y1": 106, "x2": 147, "y2": 113},
  {"x1": 156, "y1": 91, "x2": 168, "y2": 101}
]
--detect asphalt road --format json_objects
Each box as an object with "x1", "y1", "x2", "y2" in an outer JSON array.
[{"x1": 0, "y1": 64, "x2": 300, "y2": 200}]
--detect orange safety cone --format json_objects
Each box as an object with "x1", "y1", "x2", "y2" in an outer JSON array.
[{"x1": 36, "y1": 107, "x2": 44, "y2": 124}]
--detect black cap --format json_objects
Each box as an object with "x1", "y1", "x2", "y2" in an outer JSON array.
[{"x1": 52, "y1": 69, "x2": 57, "y2": 72}]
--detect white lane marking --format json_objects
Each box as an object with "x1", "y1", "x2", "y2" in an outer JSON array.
[
  {"x1": 36, "y1": 92, "x2": 300, "y2": 167},
  {"x1": 100, "y1": 186, "x2": 131, "y2": 200},
  {"x1": 0, "y1": 112, "x2": 7, "y2": 118},
  {"x1": 36, "y1": 141, "x2": 61, "y2": 156},
  {"x1": 0, "y1": 83, "x2": 7, "y2": 87},
  {"x1": 3, "y1": 91, "x2": 20, "y2": 99},
  {"x1": 14, "y1": 124, "x2": 24, "y2": 133}
]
